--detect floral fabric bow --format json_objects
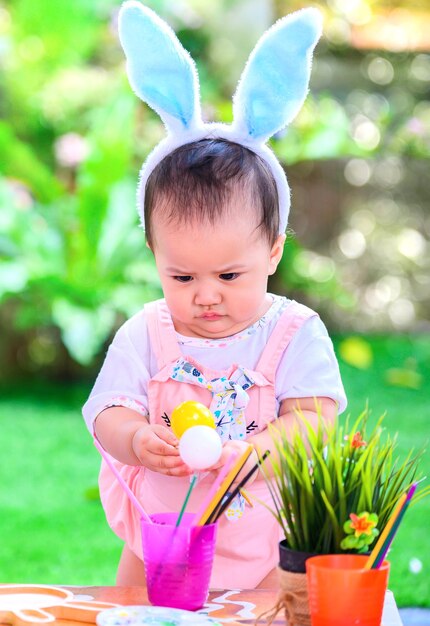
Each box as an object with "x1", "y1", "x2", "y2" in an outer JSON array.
[{"x1": 171, "y1": 358, "x2": 256, "y2": 520}]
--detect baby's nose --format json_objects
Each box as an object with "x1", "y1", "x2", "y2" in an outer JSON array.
[{"x1": 194, "y1": 283, "x2": 222, "y2": 306}]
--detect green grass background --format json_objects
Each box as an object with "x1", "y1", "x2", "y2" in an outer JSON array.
[{"x1": 0, "y1": 335, "x2": 429, "y2": 606}]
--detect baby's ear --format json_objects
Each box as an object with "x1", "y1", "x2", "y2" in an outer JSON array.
[
  {"x1": 118, "y1": 1, "x2": 202, "y2": 134},
  {"x1": 232, "y1": 8, "x2": 322, "y2": 143},
  {"x1": 268, "y1": 233, "x2": 286, "y2": 275}
]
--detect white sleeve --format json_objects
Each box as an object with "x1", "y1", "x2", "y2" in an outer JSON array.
[
  {"x1": 275, "y1": 316, "x2": 347, "y2": 414},
  {"x1": 82, "y1": 314, "x2": 152, "y2": 433}
]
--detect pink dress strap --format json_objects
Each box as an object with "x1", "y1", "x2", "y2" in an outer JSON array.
[
  {"x1": 144, "y1": 299, "x2": 182, "y2": 370},
  {"x1": 256, "y1": 300, "x2": 318, "y2": 383}
]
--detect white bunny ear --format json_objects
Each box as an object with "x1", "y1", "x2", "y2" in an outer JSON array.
[
  {"x1": 232, "y1": 8, "x2": 322, "y2": 143},
  {"x1": 118, "y1": 1, "x2": 202, "y2": 134}
]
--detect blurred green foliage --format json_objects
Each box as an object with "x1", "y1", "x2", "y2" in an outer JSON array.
[{"x1": 1, "y1": 0, "x2": 429, "y2": 376}]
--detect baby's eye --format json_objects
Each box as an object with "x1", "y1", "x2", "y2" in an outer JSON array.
[
  {"x1": 174, "y1": 275, "x2": 193, "y2": 283},
  {"x1": 219, "y1": 273, "x2": 239, "y2": 281}
]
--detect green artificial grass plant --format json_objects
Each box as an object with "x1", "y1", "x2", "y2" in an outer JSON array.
[{"x1": 262, "y1": 407, "x2": 430, "y2": 555}]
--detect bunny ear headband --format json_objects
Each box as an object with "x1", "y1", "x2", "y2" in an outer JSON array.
[{"x1": 118, "y1": 1, "x2": 322, "y2": 234}]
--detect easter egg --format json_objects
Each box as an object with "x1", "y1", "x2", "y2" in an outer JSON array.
[
  {"x1": 170, "y1": 401, "x2": 215, "y2": 438},
  {"x1": 179, "y1": 425, "x2": 222, "y2": 470}
]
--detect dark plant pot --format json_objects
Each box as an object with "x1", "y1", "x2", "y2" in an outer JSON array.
[{"x1": 279, "y1": 540, "x2": 317, "y2": 574}]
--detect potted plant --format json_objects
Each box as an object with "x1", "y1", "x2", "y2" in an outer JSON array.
[{"x1": 259, "y1": 407, "x2": 429, "y2": 626}]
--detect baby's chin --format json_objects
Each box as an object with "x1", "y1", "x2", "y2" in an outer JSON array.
[{"x1": 177, "y1": 318, "x2": 254, "y2": 340}]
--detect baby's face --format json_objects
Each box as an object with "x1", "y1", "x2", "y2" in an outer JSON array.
[{"x1": 150, "y1": 197, "x2": 285, "y2": 339}]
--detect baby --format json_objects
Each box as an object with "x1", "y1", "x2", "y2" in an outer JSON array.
[{"x1": 83, "y1": 3, "x2": 346, "y2": 589}]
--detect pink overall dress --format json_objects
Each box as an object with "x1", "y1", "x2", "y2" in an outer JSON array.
[{"x1": 99, "y1": 298, "x2": 317, "y2": 588}]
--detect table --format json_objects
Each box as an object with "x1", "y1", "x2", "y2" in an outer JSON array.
[{"x1": 63, "y1": 585, "x2": 404, "y2": 625}]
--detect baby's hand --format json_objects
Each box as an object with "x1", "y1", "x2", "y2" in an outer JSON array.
[
  {"x1": 132, "y1": 424, "x2": 192, "y2": 477},
  {"x1": 207, "y1": 440, "x2": 259, "y2": 486},
  {"x1": 210, "y1": 439, "x2": 252, "y2": 469}
]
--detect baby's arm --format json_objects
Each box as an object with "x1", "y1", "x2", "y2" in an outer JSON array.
[
  {"x1": 211, "y1": 396, "x2": 337, "y2": 484},
  {"x1": 95, "y1": 406, "x2": 192, "y2": 477},
  {"x1": 248, "y1": 395, "x2": 337, "y2": 476}
]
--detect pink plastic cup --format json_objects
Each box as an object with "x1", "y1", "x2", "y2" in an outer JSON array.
[{"x1": 141, "y1": 512, "x2": 217, "y2": 611}]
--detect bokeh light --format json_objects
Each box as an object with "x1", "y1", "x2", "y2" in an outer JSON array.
[
  {"x1": 344, "y1": 159, "x2": 372, "y2": 186},
  {"x1": 338, "y1": 229, "x2": 367, "y2": 259},
  {"x1": 365, "y1": 56, "x2": 394, "y2": 85}
]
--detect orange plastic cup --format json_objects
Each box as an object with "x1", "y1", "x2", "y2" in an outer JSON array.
[{"x1": 306, "y1": 554, "x2": 390, "y2": 626}]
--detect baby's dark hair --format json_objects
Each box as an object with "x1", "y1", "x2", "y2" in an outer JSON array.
[{"x1": 144, "y1": 138, "x2": 279, "y2": 248}]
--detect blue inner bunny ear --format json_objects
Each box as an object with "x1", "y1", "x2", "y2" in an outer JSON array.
[
  {"x1": 233, "y1": 8, "x2": 322, "y2": 142},
  {"x1": 118, "y1": 1, "x2": 200, "y2": 132}
]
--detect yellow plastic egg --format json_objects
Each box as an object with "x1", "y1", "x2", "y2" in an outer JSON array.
[{"x1": 170, "y1": 401, "x2": 216, "y2": 438}]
